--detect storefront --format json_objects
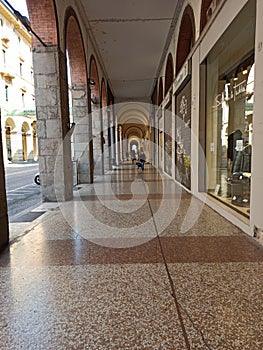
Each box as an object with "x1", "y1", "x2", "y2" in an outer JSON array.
[
  {"x1": 157, "y1": 108, "x2": 163, "y2": 170},
  {"x1": 164, "y1": 99, "x2": 172, "y2": 176},
  {"x1": 174, "y1": 61, "x2": 192, "y2": 190},
  {"x1": 205, "y1": 0, "x2": 255, "y2": 217}
]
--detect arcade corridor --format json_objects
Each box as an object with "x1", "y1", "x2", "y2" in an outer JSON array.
[
  {"x1": 0, "y1": 0, "x2": 263, "y2": 348},
  {"x1": 0, "y1": 162, "x2": 262, "y2": 349}
]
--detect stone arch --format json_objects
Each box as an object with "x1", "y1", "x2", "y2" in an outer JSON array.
[
  {"x1": 124, "y1": 125, "x2": 145, "y2": 139},
  {"x1": 26, "y1": 0, "x2": 58, "y2": 47},
  {"x1": 158, "y1": 78, "x2": 163, "y2": 106},
  {"x1": 176, "y1": 5, "x2": 195, "y2": 75},
  {"x1": 5, "y1": 117, "x2": 16, "y2": 130},
  {"x1": 21, "y1": 121, "x2": 30, "y2": 133},
  {"x1": 117, "y1": 103, "x2": 150, "y2": 161},
  {"x1": 164, "y1": 53, "x2": 174, "y2": 95}
]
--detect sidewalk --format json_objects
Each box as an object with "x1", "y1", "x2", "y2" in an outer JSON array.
[
  {"x1": 4, "y1": 161, "x2": 39, "y2": 168},
  {"x1": 1, "y1": 163, "x2": 263, "y2": 349}
]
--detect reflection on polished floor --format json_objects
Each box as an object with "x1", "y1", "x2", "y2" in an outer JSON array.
[{"x1": 0, "y1": 163, "x2": 263, "y2": 350}]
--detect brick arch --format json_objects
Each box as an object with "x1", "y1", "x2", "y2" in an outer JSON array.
[
  {"x1": 65, "y1": 11, "x2": 87, "y2": 87},
  {"x1": 158, "y1": 78, "x2": 163, "y2": 106},
  {"x1": 200, "y1": 0, "x2": 222, "y2": 33},
  {"x1": 176, "y1": 5, "x2": 195, "y2": 75},
  {"x1": 165, "y1": 53, "x2": 174, "y2": 95},
  {"x1": 26, "y1": 0, "x2": 58, "y2": 47},
  {"x1": 89, "y1": 55, "x2": 100, "y2": 101}
]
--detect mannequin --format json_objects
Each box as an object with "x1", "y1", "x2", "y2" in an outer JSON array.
[{"x1": 227, "y1": 129, "x2": 242, "y2": 172}]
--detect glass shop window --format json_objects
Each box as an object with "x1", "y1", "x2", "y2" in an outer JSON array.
[
  {"x1": 205, "y1": 0, "x2": 255, "y2": 217},
  {"x1": 164, "y1": 102, "x2": 172, "y2": 176},
  {"x1": 175, "y1": 80, "x2": 191, "y2": 190}
]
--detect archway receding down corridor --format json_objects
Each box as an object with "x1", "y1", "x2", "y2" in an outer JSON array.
[{"x1": 116, "y1": 103, "x2": 151, "y2": 164}]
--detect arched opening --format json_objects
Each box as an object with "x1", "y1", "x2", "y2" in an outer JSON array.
[
  {"x1": 66, "y1": 15, "x2": 86, "y2": 88},
  {"x1": 176, "y1": 5, "x2": 195, "y2": 75},
  {"x1": 117, "y1": 103, "x2": 150, "y2": 164},
  {"x1": 65, "y1": 11, "x2": 93, "y2": 184},
  {"x1": 158, "y1": 78, "x2": 163, "y2": 106},
  {"x1": 89, "y1": 56, "x2": 100, "y2": 105},
  {"x1": 164, "y1": 53, "x2": 174, "y2": 95},
  {"x1": 5, "y1": 118, "x2": 16, "y2": 162}
]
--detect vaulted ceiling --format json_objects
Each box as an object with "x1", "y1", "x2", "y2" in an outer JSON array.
[{"x1": 76, "y1": 0, "x2": 182, "y2": 101}]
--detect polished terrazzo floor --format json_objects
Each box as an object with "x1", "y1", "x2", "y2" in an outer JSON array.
[{"x1": 1, "y1": 163, "x2": 263, "y2": 349}]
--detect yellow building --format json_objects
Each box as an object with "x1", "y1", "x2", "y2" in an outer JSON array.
[{"x1": 0, "y1": 1, "x2": 37, "y2": 163}]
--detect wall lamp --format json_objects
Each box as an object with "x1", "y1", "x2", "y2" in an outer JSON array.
[
  {"x1": 88, "y1": 78, "x2": 96, "y2": 85},
  {"x1": 233, "y1": 73, "x2": 238, "y2": 81}
]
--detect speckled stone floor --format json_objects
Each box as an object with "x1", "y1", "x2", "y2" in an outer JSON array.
[{"x1": 0, "y1": 163, "x2": 263, "y2": 349}]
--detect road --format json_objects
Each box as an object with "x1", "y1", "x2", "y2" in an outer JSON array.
[{"x1": 4, "y1": 163, "x2": 42, "y2": 219}]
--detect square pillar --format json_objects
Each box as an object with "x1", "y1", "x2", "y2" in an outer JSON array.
[
  {"x1": 33, "y1": 46, "x2": 73, "y2": 201},
  {"x1": 71, "y1": 87, "x2": 93, "y2": 183},
  {"x1": 0, "y1": 109, "x2": 9, "y2": 250}
]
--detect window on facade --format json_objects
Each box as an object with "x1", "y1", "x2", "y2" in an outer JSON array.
[
  {"x1": 175, "y1": 79, "x2": 192, "y2": 189},
  {"x1": 205, "y1": 0, "x2": 255, "y2": 218},
  {"x1": 19, "y1": 62, "x2": 23, "y2": 76},
  {"x1": 5, "y1": 85, "x2": 8, "y2": 102},
  {"x1": 2, "y1": 49, "x2": 6, "y2": 65},
  {"x1": 22, "y1": 93, "x2": 25, "y2": 108}
]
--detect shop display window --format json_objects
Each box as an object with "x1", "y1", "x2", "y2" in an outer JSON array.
[
  {"x1": 164, "y1": 102, "x2": 172, "y2": 176},
  {"x1": 175, "y1": 80, "x2": 191, "y2": 189},
  {"x1": 205, "y1": 0, "x2": 255, "y2": 217}
]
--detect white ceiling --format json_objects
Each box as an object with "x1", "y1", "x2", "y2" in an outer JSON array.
[{"x1": 78, "y1": 0, "x2": 181, "y2": 101}]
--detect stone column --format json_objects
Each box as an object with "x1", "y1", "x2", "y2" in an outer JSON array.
[
  {"x1": 91, "y1": 103, "x2": 103, "y2": 175},
  {"x1": 0, "y1": 109, "x2": 9, "y2": 251},
  {"x1": 102, "y1": 107, "x2": 110, "y2": 172},
  {"x1": 33, "y1": 46, "x2": 73, "y2": 201},
  {"x1": 119, "y1": 125, "x2": 123, "y2": 161},
  {"x1": 115, "y1": 123, "x2": 119, "y2": 166},
  {"x1": 71, "y1": 87, "x2": 93, "y2": 183},
  {"x1": 109, "y1": 120, "x2": 115, "y2": 168}
]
